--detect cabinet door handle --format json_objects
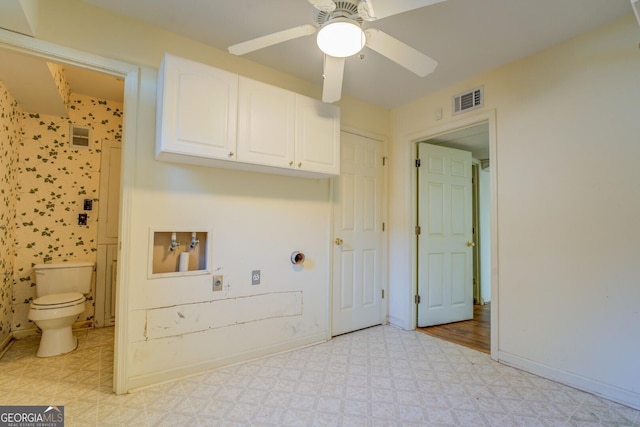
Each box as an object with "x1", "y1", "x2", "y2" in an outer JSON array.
[
  {"x1": 335, "y1": 237, "x2": 343, "y2": 245},
  {"x1": 298, "y1": 162, "x2": 302, "y2": 168},
  {"x1": 228, "y1": 152, "x2": 234, "y2": 158},
  {"x1": 289, "y1": 160, "x2": 294, "y2": 167}
]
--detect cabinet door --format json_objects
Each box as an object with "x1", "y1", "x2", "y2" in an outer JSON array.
[
  {"x1": 295, "y1": 94, "x2": 340, "y2": 175},
  {"x1": 157, "y1": 53, "x2": 238, "y2": 160},
  {"x1": 237, "y1": 77, "x2": 295, "y2": 169}
]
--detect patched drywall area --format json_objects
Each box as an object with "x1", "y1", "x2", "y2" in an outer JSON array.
[{"x1": 145, "y1": 292, "x2": 303, "y2": 339}]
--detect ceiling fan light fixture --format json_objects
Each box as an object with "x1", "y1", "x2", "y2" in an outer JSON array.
[{"x1": 316, "y1": 18, "x2": 365, "y2": 58}]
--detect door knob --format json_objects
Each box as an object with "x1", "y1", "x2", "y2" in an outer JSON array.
[
  {"x1": 466, "y1": 240, "x2": 475, "y2": 247},
  {"x1": 335, "y1": 237, "x2": 343, "y2": 245}
]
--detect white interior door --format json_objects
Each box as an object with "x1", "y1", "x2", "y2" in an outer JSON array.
[
  {"x1": 417, "y1": 143, "x2": 473, "y2": 327},
  {"x1": 332, "y1": 131, "x2": 385, "y2": 336}
]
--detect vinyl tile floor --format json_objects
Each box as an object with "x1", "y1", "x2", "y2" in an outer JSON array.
[{"x1": 0, "y1": 325, "x2": 638, "y2": 426}]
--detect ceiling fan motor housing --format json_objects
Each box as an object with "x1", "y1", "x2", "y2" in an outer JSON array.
[{"x1": 314, "y1": 0, "x2": 364, "y2": 27}]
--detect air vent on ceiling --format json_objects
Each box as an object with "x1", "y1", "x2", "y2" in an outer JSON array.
[{"x1": 453, "y1": 86, "x2": 483, "y2": 115}]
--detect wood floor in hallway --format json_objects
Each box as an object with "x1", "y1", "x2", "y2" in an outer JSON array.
[{"x1": 417, "y1": 303, "x2": 491, "y2": 354}]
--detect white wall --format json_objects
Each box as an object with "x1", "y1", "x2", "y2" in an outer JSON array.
[
  {"x1": 31, "y1": 0, "x2": 390, "y2": 390},
  {"x1": 390, "y1": 15, "x2": 640, "y2": 409}
]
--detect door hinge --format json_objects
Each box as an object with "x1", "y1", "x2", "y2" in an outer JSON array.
[
  {"x1": 383, "y1": 156, "x2": 388, "y2": 166},
  {"x1": 415, "y1": 225, "x2": 421, "y2": 235},
  {"x1": 382, "y1": 222, "x2": 386, "y2": 232},
  {"x1": 415, "y1": 158, "x2": 421, "y2": 168},
  {"x1": 415, "y1": 294, "x2": 421, "y2": 304},
  {"x1": 381, "y1": 289, "x2": 385, "y2": 299}
]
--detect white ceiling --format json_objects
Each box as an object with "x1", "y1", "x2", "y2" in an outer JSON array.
[
  {"x1": 0, "y1": 48, "x2": 124, "y2": 116},
  {"x1": 63, "y1": 65, "x2": 124, "y2": 103},
  {"x1": 82, "y1": 0, "x2": 633, "y2": 109},
  {"x1": 0, "y1": 0, "x2": 632, "y2": 157}
]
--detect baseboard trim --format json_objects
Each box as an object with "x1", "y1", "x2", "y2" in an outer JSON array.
[
  {"x1": 498, "y1": 350, "x2": 640, "y2": 410},
  {"x1": 11, "y1": 321, "x2": 94, "y2": 339},
  {"x1": 388, "y1": 315, "x2": 411, "y2": 330},
  {"x1": 0, "y1": 333, "x2": 14, "y2": 355},
  {"x1": 126, "y1": 333, "x2": 328, "y2": 393},
  {"x1": 12, "y1": 327, "x2": 37, "y2": 339}
]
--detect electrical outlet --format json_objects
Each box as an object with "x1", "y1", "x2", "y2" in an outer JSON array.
[
  {"x1": 251, "y1": 270, "x2": 261, "y2": 285},
  {"x1": 213, "y1": 275, "x2": 223, "y2": 292}
]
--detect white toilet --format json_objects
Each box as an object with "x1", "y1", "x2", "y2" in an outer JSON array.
[{"x1": 28, "y1": 262, "x2": 93, "y2": 357}]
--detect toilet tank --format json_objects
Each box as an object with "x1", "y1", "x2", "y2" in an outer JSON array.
[{"x1": 34, "y1": 262, "x2": 94, "y2": 297}]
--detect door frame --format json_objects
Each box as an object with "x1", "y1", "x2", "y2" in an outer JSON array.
[
  {"x1": 407, "y1": 110, "x2": 498, "y2": 360},
  {"x1": 330, "y1": 126, "x2": 389, "y2": 336},
  {"x1": 471, "y1": 162, "x2": 481, "y2": 305},
  {"x1": 0, "y1": 29, "x2": 139, "y2": 393}
]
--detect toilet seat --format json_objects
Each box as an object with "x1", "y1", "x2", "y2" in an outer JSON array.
[{"x1": 31, "y1": 292, "x2": 85, "y2": 310}]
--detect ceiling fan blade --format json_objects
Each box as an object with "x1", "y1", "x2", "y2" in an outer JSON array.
[
  {"x1": 358, "y1": 0, "x2": 446, "y2": 21},
  {"x1": 322, "y1": 55, "x2": 345, "y2": 103},
  {"x1": 364, "y1": 28, "x2": 437, "y2": 77},
  {"x1": 308, "y1": 0, "x2": 336, "y2": 12},
  {"x1": 228, "y1": 24, "x2": 316, "y2": 56}
]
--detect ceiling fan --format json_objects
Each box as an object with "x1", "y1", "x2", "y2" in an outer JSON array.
[{"x1": 228, "y1": 0, "x2": 445, "y2": 103}]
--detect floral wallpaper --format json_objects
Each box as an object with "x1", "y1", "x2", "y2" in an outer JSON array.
[
  {"x1": 0, "y1": 82, "x2": 21, "y2": 344},
  {"x1": 11, "y1": 93, "x2": 123, "y2": 331}
]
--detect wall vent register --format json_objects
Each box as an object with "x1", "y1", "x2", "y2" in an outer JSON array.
[
  {"x1": 70, "y1": 124, "x2": 91, "y2": 148},
  {"x1": 453, "y1": 86, "x2": 484, "y2": 115}
]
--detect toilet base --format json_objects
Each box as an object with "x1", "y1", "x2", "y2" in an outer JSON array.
[{"x1": 36, "y1": 326, "x2": 78, "y2": 358}]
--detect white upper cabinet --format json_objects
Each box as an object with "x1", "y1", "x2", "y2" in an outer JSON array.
[
  {"x1": 156, "y1": 53, "x2": 340, "y2": 177},
  {"x1": 295, "y1": 94, "x2": 340, "y2": 175},
  {"x1": 156, "y1": 53, "x2": 238, "y2": 162},
  {"x1": 237, "y1": 78, "x2": 339, "y2": 175},
  {"x1": 237, "y1": 77, "x2": 296, "y2": 169}
]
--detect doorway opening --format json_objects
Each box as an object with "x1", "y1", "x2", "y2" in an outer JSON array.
[
  {"x1": 0, "y1": 49, "x2": 124, "y2": 330},
  {"x1": 0, "y1": 32, "x2": 137, "y2": 394},
  {"x1": 415, "y1": 122, "x2": 491, "y2": 354}
]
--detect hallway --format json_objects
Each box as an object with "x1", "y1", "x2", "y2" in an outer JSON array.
[{"x1": 418, "y1": 303, "x2": 491, "y2": 354}]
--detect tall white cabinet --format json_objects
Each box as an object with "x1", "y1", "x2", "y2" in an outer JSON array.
[
  {"x1": 156, "y1": 53, "x2": 340, "y2": 177},
  {"x1": 95, "y1": 139, "x2": 121, "y2": 328}
]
